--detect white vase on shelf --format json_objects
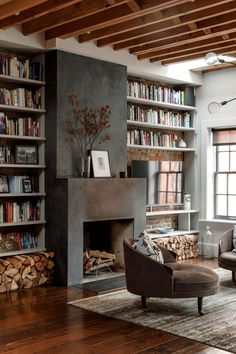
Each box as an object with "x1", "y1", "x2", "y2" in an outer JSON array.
[{"x1": 177, "y1": 138, "x2": 187, "y2": 148}]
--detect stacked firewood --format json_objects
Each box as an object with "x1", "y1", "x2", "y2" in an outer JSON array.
[
  {"x1": 84, "y1": 249, "x2": 116, "y2": 274},
  {"x1": 154, "y1": 234, "x2": 198, "y2": 260},
  {"x1": 0, "y1": 251, "x2": 54, "y2": 292}
]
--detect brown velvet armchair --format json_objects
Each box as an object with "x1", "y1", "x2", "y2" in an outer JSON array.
[
  {"x1": 123, "y1": 238, "x2": 219, "y2": 315},
  {"x1": 218, "y1": 228, "x2": 236, "y2": 283}
]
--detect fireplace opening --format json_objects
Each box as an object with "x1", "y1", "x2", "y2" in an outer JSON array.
[{"x1": 83, "y1": 218, "x2": 133, "y2": 282}]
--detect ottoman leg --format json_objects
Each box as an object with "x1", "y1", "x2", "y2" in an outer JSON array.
[
  {"x1": 198, "y1": 297, "x2": 204, "y2": 316},
  {"x1": 141, "y1": 296, "x2": 148, "y2": 312},
  {"x1": 232, "y1": 271, "x2": 236, "y2": 284}
]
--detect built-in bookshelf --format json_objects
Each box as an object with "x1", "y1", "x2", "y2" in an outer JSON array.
[
  {"x1": 0, "y1": 52, "x2": 45, "y2": 257},
  {"x1": 127, "y1": 76, "x2": 198, "y2": 238},
  {"x1": 127, "y1": 77, "x2": 196, "y2": 151}
]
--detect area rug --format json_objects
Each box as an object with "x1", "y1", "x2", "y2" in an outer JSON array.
[{"x1": 69, "y1": 268, "x2": 236, "y2": 353}]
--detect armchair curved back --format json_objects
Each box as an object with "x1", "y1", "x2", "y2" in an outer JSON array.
[
  {"x1": 218, "y1": 228, "x2": 233, "y2": 255},
  {"x1": 123, "y1": 238, "x2": 174, "y2": 298}
]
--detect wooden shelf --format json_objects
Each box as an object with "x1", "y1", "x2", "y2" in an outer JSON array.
[
  {"x1": 127, "y1": 120, "x2": 195, "y2": 131},
  {"x1": 127, "y1": 96, "x2": 196, "y2": 111},
  {"x1": 127, "y1": 144, "x2": 195, "y2": 152}
]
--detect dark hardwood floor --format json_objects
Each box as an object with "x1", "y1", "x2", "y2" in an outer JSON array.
[{"x1": 0, "y1": 257, "x2": 230, "y2": 354}]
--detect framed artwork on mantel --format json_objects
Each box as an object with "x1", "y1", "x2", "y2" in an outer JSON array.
[{"x1": 91, "y1": 150, "x2": 111, "y2": 178}]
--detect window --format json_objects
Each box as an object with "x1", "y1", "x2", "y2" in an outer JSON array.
[
  {"x1": 213, "y1": 129, "x2": 236, "y2": 219},
  {"x1": 158, "y1": 161, "x2": 183, "y2": 204}
]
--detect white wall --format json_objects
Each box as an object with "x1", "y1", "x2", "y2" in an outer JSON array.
[
  {"x1": 0, "y1": 26, "x2": 202, "y2": 86},
  {"x1": 196, "y1": 68, "x2": 236, "y2": 255}
]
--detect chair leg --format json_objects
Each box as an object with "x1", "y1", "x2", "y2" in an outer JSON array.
[
  {"x1": 141, "y1": 296, "x2": 148, "y2": 312},
  {"x1": 232, "y1": 271, "x2": 236, "y2": 284},
  {"x1": 198, "y1": 297, "x2": 204, "y2": 316}
]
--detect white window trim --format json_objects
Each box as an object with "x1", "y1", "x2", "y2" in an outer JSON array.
[{"x1": 200, "y1": 117, "x2": 236, "y2": 221}]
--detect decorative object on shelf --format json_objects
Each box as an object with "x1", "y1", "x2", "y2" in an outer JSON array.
[
  {"x1": 177, "y1": 138, "x2": 186, "y2": 148},
  {"x1": 0, "y1": 175, "x2": 9, "y2": 193},
  {"x1": 91, "y1": 150, "x2": 111, "y2": 178},
  {"x1": 184, "y1": 193, "x2": 191, "y2": 210},
  {"x1": 155, "y1": 227, "x2": 174, "y2": 234},
  {"x1": 22, "y1": 178, "x2": 32, "y2": 193},
  {"x1": 202, "y1": 225, "x2": 214, "y2": 259},
  {"x1": 15, "y1": 145, "x2": 38, "y2": 164},
  {"x1": 66, "y1": 95, "x2": 111, "y2": 177}
]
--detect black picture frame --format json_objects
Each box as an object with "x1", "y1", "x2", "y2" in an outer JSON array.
[
  {"x1": 22, "y1": 178, "x2": 32, "y2": 193},
  {"x1": 15, "y1": 145, "x2": 38, "y2": 165},
  {"x1": 0, "y1": 175, "x2": 9, "y2": 193}
]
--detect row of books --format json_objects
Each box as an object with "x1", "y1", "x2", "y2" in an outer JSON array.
[
  {"x1": 0, "y1": 87, "x2": 41, "y2": 109},
  {"x1": 0, "y1": 54, "x2": 42, "y2": 81},
  {"x1": 127, "y1": 80, "x2": 185, "y2": 105},
  {"x1": 0, "y1": 145, "x2": 11, "y2": 164},
  {"x1": 127, "y1": 129, "x2": 182, "y2": 148},
  {"x1": 128, "y1": 105, "x2": 192, "y2": 128},
  {"x1": 8, "y1": 175, "x2": 38, "y2": 193},
  {"x1": 0, "y1": 200, "x2": 40, "y2": 223},
  {"x1": 0, "y1": 231, "x2": 38, "y2": 252},
  {"x1": 0, "y1": 112, "x2": 40, "y2": 136}
]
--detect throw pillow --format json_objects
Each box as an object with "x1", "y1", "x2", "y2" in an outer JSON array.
[{"x1": 132, "y1": 230, "x2": 164, "y2": 263}]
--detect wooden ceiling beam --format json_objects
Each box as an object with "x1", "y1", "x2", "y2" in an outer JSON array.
[
  {"x1": 113, "y1": 5, "x2": 236, "y2": 50},
  {"x1": 45, "y1": 0, "x2": 190, "y2": 40},
  {"x1": 126, "y1": 1, "x2": 140, "y2": 12},
  {"x1": 130, "y1": 21, "x2": 236, "y2": 55},
  {"x1": 0, "y1": 0, "x2": 81, "y2": 29},
  {"x1": 138, "y1": 34, "x2": 236, "y2": 60},
  {"x1": 79, "y1": 0, "x2": 232, "y2": 44},
  {"x1": 22, "y1": 0, "x2": 127, "y2": 36},
  {"x1": 0, "y1": 0, "x2": 48, "y2": 20},
  {"x1": 153, "y1": 43, "x2": 236, "y2": 64}
]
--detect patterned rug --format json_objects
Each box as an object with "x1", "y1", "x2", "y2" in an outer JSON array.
[{"x1": 69, "y1": 268, "x2": 236, "y2": 353}]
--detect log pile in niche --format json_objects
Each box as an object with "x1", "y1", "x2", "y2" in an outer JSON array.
[
  {"x1": 0, "y1": 252, "x2": 54, "y2": 292},
  {"x1": 154, "y1": 234, "x2": 198, "y2": 260},
  {"x1": 84, "y1": 249, "x2": 116, "y2": 273}
]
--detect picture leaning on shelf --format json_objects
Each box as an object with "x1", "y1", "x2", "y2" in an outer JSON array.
[
  {"x1": 15, "y1": 145, "x2": 38, "y2": 165},
  {"x1": 0, "y1": 175, "x2": 9, "y2": 193}
]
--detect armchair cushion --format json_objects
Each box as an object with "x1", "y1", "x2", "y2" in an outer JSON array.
[
  {"x1": 165, "y1": 263, "x2": 219, "y2": 293},
  {"x1": 132, "y1": 231, "x2": 164, "y2": 264},
  {"x1": 219, "y1": 251, "x2": 236, "y2": 269}
]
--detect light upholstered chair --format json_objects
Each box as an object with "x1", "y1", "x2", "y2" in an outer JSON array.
[
  {"x1": 123, "y1": 238, "x2": 219, "y2": 315},
  {"x1": 218, "y1": 228, "x2": 236, "y2": 283}
]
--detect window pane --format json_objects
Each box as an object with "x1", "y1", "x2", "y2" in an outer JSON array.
[
  {"x1": 159, "y1": 192, "x2": 167, "y2": 204},
  {"x1": 167, "y1": 173, "x2": 177, "y2": 192},
  {"x1": 217, "y1": 152, "x2": 229, "y2": 171},
  {"x1": 228, "y1": 174, "x2": 236, "y2": 194},
  {"x1": 217, "y1": 145, "x2": 229, "y2": 152},
  {"x1": 166, "y1": 192, "x2": 176, "y2": 204},
  {"x1": 216, "y1": 174, "x2": 227, "y2": 194},
  {"x1": 159, "y1": 173, "x2": 167, "y2": 191},
  {"x1": 230, "y1": 144, "x2": 236, "y2": 151},
  {"x1": 177, "y1": 173, "x2": 182, "y2": 192},
  {"x1": 228, "y1": 196, "x2": 236, "y2": 217},
  {"x1": 176, "y1": 193, "x2": 182, "y2": 204},
  {"x1": 216, "y1": 195, "x2": 227, "y2": 216},
  {"x1": 230, "y1": 152, "x2": 236, "y2": 171}
]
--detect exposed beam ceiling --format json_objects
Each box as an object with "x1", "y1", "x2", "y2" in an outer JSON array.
[{"x1": 0, "y1": 0, "x2": 235, "y2": 68}]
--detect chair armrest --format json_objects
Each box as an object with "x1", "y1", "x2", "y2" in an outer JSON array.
[
  {"x1": 219, "y1": 229, "x2": 233, "y2": 255},
  {"x1": 159, "y1": 246, "x2": 177, "y2": 263}
]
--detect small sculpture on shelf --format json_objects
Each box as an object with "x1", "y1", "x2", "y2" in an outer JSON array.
[{"x1": 65, "y1": 94, "x2": 111, "y2": 177}]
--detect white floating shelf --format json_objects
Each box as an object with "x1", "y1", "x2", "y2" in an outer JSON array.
[
  {"x1": 146, "y1": 209, "x2": 199, "y2": 216},
  {"x1": 0, "y1": 193, "x2": 46, "y2": 197},
  {"x1": 0, "y1": 104, "x2": 45, "y2": 113},
  {"x1": 127, "y1": 120, "x2": 195, "y2": 131},
  {"x1": 0, "y1": 164, "x2": 46, "y2": 168},
  {"x1": 0, "y1": 74, "x2": 45, "y2": 86},
  {"x1": 127, "y1": 96, "x2": 196, "y2": 111},
  {"x1": 128, "y1": 144, "x2": 195, "y2": 152},
  {"x1": 0, "y1": 134, "x2": 46, "y2": 142},
  {"x1": 0, "y1": 247, "x2": 46, "y2": 258},
  {"x1": 147, "y1": 229, "x2": 199, "y2": 239},
  {"x1": 0, "y1": 220, "x2": 46, "y2": 227}
]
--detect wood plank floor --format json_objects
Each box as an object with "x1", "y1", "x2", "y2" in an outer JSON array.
[{"x1": 0, "y1": 257, "x2": 231, "y2": 354}]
